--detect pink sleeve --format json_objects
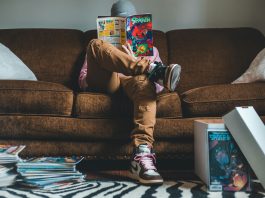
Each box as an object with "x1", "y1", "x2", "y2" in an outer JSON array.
[
  {"x1": 79, "y1": 54, "x2": 88, "y2": 90},
  {"x1": 151, "y1": 47, "x2": 164, "y2": 93},
  {"x1": 153, "y1": 46, "x2": 162, "y2": 63},
  {"x1": 145, "y1": 46, "x2": 162, "y2": 63}
]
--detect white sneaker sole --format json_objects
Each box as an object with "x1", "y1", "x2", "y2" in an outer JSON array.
[
  {"x1": 129, "y1": 169, "x2": 164, "y2": 185},
  {"x1": 166, "y1": 64, "x2": 181, "y2": 92}
]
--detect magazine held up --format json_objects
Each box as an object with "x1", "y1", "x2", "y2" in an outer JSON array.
[{"x1": 97, "y1": 14, "x2": 153, "y2": 57}]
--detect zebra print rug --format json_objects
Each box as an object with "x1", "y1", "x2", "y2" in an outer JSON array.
[{"x1": 0, "y1": 179, "x2": 264, "y2": 198}]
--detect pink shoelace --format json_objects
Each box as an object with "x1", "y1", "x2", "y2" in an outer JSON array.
[{"x1": 134, "y1": 153, "x2": 157, "y2": 171}]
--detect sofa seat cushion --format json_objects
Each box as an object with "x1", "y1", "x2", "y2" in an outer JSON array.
[
  {"x1": 75, "y1": 92, "x2": 182, "y2": 118},
  {"x1": 0, "y1": 139, "x2": 193, "y2": 160},
  {"x1": 181, "y1": 83, "x2": 265, "y2": 117},
  {"x1": 0, "y1": 116, "x2": 197, "y2": 142},
  {"x1": 0, "y1": 80, "x2": 73, "y2": 116}
]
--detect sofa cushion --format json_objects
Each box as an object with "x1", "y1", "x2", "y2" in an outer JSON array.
[
  {"x1": 167, "y1": 28, "x2": 265, "y2": 93},
  {"x1": 181, "y1": 83, "x2": 265, "y2": 117},
  {"x1": 0, "y1": 43, "x2": 37, "y2": 81},
  {"x1": 232, "y1": 48, "x2": 265, "y2": 83},
  {"x1": 0, "y1": 80, "x2": 73, "y2": 116},
  {"x1": 0, "y1": 116, "x2": 195, "y2": 142},
  {"x1": 0, "y1": 29, "x2": 84, "y2": 90},
  {"x1": 1, "y1": 116, "x2": 264, "y2": 159},
  {"x1": 75, "y1": 91, "x2": 182, "y2": 118},
  {"x1": 0, "y1": 139, "x2": 193, "y2": 160}
]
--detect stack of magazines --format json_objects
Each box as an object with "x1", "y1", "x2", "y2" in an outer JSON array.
[
  {"x1": 16, "y1": 157, "x2": 85, "y2": 189},
  {"x1": 0, "y1": 145, "x2": 26, "y2": 187}
]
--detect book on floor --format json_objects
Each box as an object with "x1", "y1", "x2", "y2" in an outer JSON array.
[
  {"x1": 0, "y1": 145, "x2": 25, "y2": 164},
  {"x1": 16, "y1": 156, "x2": 85, "y2": 188},
  {"x1": 17, "y1": 157, "x2": 83, "y2": 171},
  {"x1": 97, "y1": 13, "x2": 153, "y2": 56},
  {"x1": 194, "y1": 119, "x2": 252, "y2": 191},
  {"x1": 0, "y1": 164, "x2": 17, "y2": 187},
  {"x1": 0, "y1": 144, "x2": 26, "y2": 187}
]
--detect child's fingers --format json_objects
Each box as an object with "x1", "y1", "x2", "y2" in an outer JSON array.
[
  {"x1": 126, "y1": 43, "x2": 134, "y2": 56},
  {"x1": 136, "y1": 58, "x2": 150, "y2": 68},
  {"x1": 122, "y1": 45, "x2": 130, "y2": 55},
  {"x1": 136, "y1": 56, "x2": 143, "y2": 61}
]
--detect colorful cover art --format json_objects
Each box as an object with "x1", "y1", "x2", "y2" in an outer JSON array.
[
  {"x1": 97, "y1": 14, "x2": 153, "y2": 57},
  {"x1": 126, "y1": 14, "x2": 153, "y2": 57},
  {"x1": 208, "y1": 130, "x2": 251, "y2": 191}
]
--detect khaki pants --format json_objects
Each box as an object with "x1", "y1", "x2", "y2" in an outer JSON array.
[{"x1": 86, "y1": 39, "x2": 157, "y2": 147}]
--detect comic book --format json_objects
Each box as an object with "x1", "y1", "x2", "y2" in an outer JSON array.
[
  {"x1": 0, "y1": 145, "x2": 25, "y2": 164},
  {"x1": 18, "y1": 156, "x2": 84, "y2": 165},
  {"x1": 0, "y1": 164, "x2": 17, "y2": 187},
  {"x1": 223, "y1": 106, "x2": 265, "y2": 190},
  {"x1": 97, "y1": 14, "x2": 153, "y2": 57},
  {"x1": 0, "y1": 145, "x2": 25, "y2": 155},
  {"x1": 16, "y1": 156, "x2": 85, "y2": 188},
  {"x1": 0, "y1": 145, "x2": 25, "y2": 187},
  {"x1": 208, "y1": 130, "x2": 251, "y2": 191},
  {"x1": 17, "y1": 157, "x2": 84, "y2": 172}
]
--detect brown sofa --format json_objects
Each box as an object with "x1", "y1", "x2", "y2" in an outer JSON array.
[{"x1": 0, "y1": 28, "x2": 265, "y2": 168}]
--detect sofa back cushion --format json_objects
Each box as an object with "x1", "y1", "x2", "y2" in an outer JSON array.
[
  {"x1": 0, "y1": 29, "x2": 84, "y2": 90},
  {"x1": 167, "y1": 28, "x2": 265, "y2": 93}
]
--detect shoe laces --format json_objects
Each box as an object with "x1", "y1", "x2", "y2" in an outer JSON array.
[
  {"x1": 134, "y1": 153, "x2": 157, "y2": 171},
  {"x1": 154, "y1": 61, "x2": 164, "y2": 67},
  {"x1": 147, "y1": 61, "x2": 166, "y2": 82}
]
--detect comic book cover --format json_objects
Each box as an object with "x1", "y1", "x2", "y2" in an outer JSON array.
[
  {"x1": 97, "y1": 17, "x2": 126, "y2": 48},
  {"x1": 0, "y1": 145, "x2": 25, "y2": 155},
  {"x1": 126, "y1": 14, "x2": 153, "y2": 57},
  {"x1": 0, "y1": 145, "x2": 25, "y2": 164},
  {"x1": 97, "y1": 14, "x2": 153, "y2": 57},
  {"x1": 208, "y1": 130, "x2": 252, "y2": 191}
]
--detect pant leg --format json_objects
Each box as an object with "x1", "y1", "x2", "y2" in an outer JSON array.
[
  {"x1": 86, "y1": 40, "x2": 121, "y2": 94},
  {"x1": 85, "y1": 38, "x2": 156, "y2": 145},
  {"x1": 86, "y1": 39, "x2": 151, "y2": 92},
  {"x1": 120, "y1": 75, "x2": 157, "y2": 147}
]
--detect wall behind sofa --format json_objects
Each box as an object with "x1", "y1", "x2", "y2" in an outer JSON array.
[{"x1": 0, "y1": 0, "x2": 264, "y2": 35}]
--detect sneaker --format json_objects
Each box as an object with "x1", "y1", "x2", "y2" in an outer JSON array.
[
  {"x1": 130, "y1": 144, "x2": 163, "y2": 185},
  {"x1": 147, "y1": 62, "x2": 181, "y2": 92}
]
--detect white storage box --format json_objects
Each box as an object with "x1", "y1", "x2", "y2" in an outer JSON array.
[
  {"x1": 194, "y1": 119, "x2": 252, "y2": 191},
  {"x1": 223, "y1": 106, "x2": 265, "y2": 190}
]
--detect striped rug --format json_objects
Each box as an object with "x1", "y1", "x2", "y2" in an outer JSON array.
[{"x1": 0, "y1": 171, "x2": 264, "y2": 198}]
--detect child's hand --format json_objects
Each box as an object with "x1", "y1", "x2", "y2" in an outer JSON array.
[
  {"x1": 122, "y1": 43, "x2": 152, "y2": 74},
  {"x1": 122, "y1": 43, "x2": 137, "y2": 60}
]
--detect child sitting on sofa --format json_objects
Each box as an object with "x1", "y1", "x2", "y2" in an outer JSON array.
[{"x1": 79, "y1": 0, "x2": 181, "y2": 185}]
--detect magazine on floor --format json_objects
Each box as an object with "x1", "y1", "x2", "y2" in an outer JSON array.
[
  {"x1": 16, "y1": 156, "x2": 85, "y2": 188},
  {"x1": 0, "y1": 145, "x2": 25, "y2": 164},
  {"x1": 0, "y1": 145, "x2": 26, "y2": 187},
  {"x1": 0, "y1": 164, "x2": 17, "y2": 187}
]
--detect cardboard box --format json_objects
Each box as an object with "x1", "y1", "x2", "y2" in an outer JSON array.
[
  {"x1": 223, "y1": 106, "x2": 265, "y2": 190},
  {"x1": 194, "y1": 119, "x2": 252, "y2": 191}
]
